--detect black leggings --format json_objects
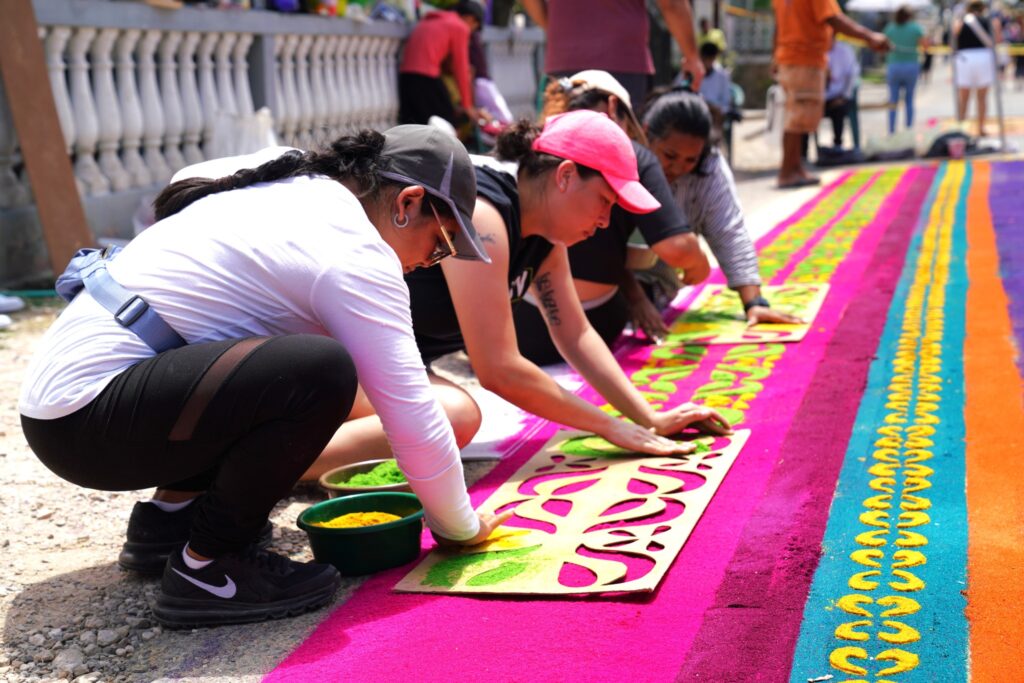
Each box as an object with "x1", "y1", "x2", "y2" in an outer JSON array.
[
  {"x1": 513, "y1": 291, "x2": 630, "y2": 366},
  {"x1": 21, "y1": 334, "x2": 358, "y2": 557}
]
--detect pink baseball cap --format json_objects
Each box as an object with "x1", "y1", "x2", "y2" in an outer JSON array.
[{"x1": 531, "y1": 110, "x2": 660, "y2": 214}]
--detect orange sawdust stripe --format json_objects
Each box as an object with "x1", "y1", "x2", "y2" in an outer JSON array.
[{"x1": 964, "y1": 160, "x2": 1024, "y2": 676}]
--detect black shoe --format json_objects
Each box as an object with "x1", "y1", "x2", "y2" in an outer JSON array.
[
  {"x1": 152, "y1": 547, "x2": 341, "y2": 627},
  {"x1": 118, "y1": 497, "x2": 273, "y2": 575}
]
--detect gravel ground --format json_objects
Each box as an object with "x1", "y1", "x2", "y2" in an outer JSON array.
[{"x1": 0, "y1": 300, "x2": 493, "y2": 683}]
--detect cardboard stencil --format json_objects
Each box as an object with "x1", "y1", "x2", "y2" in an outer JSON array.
[
  {"x1": 666, "y1": 284, "x2": 829, "y2": 345},
  {"x1": 395, "y1": 429, "x2": 750, "y2": 595}
]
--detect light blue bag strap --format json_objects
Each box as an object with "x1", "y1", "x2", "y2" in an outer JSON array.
[{"x1": 82, "y1": 250, "x2": 186, "y2": 353}]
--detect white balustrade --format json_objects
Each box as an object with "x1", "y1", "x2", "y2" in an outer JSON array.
[
  {"x1": 294, "y1": 34, "x2": 315, "y2": 148},
  {"x1": 115, "y1": 28, "x2": 151, "y2": 187},
  {"x1": 137, "y1": 29, "x2": 172, "y2": 184},
  {"x1": 178, "y1": 32, "x2": 205, "y2": 166},
  {"x1": 279, "y1": 34, "x2": 301, "y2": 145},
  {"x1": 320, "y1": 35, "x2": 343, "y2": 138},
  {"x1": 233, "y1": 33, "x2": 255, "y2": 117},
  {"x1": 197, "y1": 32, "x2": 221, "y2": 158},
  {"x1": 383, "y1": 36, "x2": 400, "y2": 127},
  {"x1": 309, "y1": 35, "x2": 330, "y2": 144},
  {"x1": 215, "y1": 32, "x2": 239, "y2": 117},
  {"x1": 44, "y1": 27, "x2": 76, "y2": 161},
  {"x1": 69, "y1": 27, "x2": 110, "y2": 195},
  {"x1": 91, "y1": 28, "x2": 131, "y2": 192},
  {"x1": 7, "y1": 4, "x2": 543, "y2": 285},
  {"x1": 159, "y1": 31, "x2": 187, "y2": 174},
  {"x1": 335, "y1": 35, "x2": 358, "y2": 133}
]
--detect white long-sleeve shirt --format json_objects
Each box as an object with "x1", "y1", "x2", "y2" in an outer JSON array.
[
  {"x1": 671, "y1": 150, "x2": 761, "y2": 288},
  {"x1": 19, "y1": 149, "x2": 480, "y2": 541}
]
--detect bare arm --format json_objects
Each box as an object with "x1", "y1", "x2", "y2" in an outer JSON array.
[
  {"x1": 538, "y1": 247, "x2": 661, "y2": 427},
  {"x1": 443, "y1": 200, "x2": 698, "y2": 453},
  {"x1": 520, "y1": 0, "x2": 548, "y2": 29},
  {"x1": 650, "y1": 232, "x2": 711, "y2": 286},
  {"x1": 540, "y1": 247, "x2": 732, "y2": 437},
  {"x1": 826, "y1": 14, "x2": 890, "y2": 52},
  {"x1": 654, "y1": 0, "x2": 704, "y2": 89}
]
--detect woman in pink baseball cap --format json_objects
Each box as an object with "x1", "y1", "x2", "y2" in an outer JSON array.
[{"x1": 309, "y1": 110, "x2": 731, "y2": 481}]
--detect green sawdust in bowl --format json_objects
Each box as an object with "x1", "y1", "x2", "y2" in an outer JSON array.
[
  {"x1": 318, "y1": 458, "x2": 412, "y2": 498},
  {"x1": 347, "y1": 460, "x2": 406, "y2": 487}
]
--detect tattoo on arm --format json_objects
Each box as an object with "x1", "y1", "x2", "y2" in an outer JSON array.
[
  {"x1": 535, "y1": 273, "x2": 561, "y2": 326},
  {"x1": 479, "y1": 233, "x2": 497, "y2": 244}
]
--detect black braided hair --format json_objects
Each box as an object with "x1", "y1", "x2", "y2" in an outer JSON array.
[
  {"x1": 494, "y1": 119, "x2": 600, "y2": 181},
  {"x1": 153, "y1": 131, "x2": 409, "y2": 221}
]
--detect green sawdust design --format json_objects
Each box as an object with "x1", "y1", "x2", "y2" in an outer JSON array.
[
  {"x1": 558, "y1": 434, "x2": 712, "y2": 458},
  {"x1": 465, "y1": 561, "x2": 532, "y2": 586},
  {"x1": 559, "y1": 435, "x2": 631, "y2": 458},
  {"x1": 422, "y1": 545, "x2": 541, "y2": 587}
]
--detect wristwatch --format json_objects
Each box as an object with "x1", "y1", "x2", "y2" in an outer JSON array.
[{"x1": 743, "y1": 295, "x2": 770, "y2": 313}]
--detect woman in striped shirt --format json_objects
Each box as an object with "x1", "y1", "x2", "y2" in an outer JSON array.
[{"x1": 643, "y1": 90, "x2": 801, "y2": 326}]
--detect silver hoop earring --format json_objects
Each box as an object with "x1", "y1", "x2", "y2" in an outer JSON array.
[{"x1": 392, "y1": 212, "x2": 409, "y2": 229}]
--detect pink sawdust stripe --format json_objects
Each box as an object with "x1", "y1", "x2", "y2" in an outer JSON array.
[
  {"x1": 264, "y1": 174, "x2": 908, "y2": 683},
  {"x1": 675, "y1": 166, "x2": 934, "y2": 680},
  {"x1": 769, "y1": 171, "x2": 879, "y2": 285}
]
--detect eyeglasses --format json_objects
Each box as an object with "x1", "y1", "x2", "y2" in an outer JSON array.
[{"x1": 424, "y1": 202, "x2": 458, "y2": 267}]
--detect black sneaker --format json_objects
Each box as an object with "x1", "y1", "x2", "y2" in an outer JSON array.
[
  {"x1": 152, "y1": 547, "x2": 341, "y2": 627},
  {"x1": 118, "y1": 498, "x2": 273, "y2": 575}
]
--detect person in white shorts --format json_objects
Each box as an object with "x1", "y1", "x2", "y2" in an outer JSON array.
[{"x1": 954, "y1": 0, "x2": 1003, "y2": 137}]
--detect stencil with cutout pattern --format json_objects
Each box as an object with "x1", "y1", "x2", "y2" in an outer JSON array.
[
  {"x1": 666, "y1": 284, "x2": 829, "y2": 345},
  {"x1": 394, "y1": 429, "x2": 749, "y2": 595}
]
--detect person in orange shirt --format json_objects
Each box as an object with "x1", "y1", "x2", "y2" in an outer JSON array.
[
  {"x1": 399, "y1": 1, "x2": 483, "y2": 127},
  {"x1": 772, "y1": 0, "x2": 889, "y2": 188}
]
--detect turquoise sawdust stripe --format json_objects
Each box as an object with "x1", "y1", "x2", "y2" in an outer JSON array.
[{"x1": 788, "y1": 163, "x2": 971, "y2": 682}]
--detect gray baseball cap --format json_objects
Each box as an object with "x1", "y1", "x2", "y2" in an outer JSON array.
[{"x1": 379, "y1": 125, "x2": 491, "y2": 264}]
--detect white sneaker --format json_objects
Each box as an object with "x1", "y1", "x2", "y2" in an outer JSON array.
[
  {"x1": 0, "y1": 314, "x2": 11, "y2": 330},
  {"x1": 0, "y1": 294, "x2": 25, "y2": 314}
]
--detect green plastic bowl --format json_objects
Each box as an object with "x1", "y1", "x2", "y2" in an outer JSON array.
[
  {"x1": 318, "y1": 458, "x2": 412, "y2": 498},
  {"x1": 296, "y1": 492, "x2": 424, "y2": 576}
]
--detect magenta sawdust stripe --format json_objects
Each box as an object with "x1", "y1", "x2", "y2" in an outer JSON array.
[
  {"x1": 675, "y1": 165, "x2": 935, "y2": 681},
  {"x1": 769, "y1": 171, "x2": 880, "y2": 285},
  {"x1": 263, "y1": 174, "x2": 910, "y2": 683}
]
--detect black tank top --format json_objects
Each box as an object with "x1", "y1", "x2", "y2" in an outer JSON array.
[
  {"x1": 406, "y1": 164, "x2": 555, "y2": 363},
  {"x1": 958, "y1": 16, "x2": 992, "y2": 50}
]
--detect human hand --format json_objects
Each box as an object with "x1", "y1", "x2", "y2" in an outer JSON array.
[
  {"x1": 649, "y1": 402, "x2": 733, "y2": 437},
  {"x1": 432, "y1": 509, "x2": 515, "y2": 548},
  {"x1": 745, "y1": 305, "x2": 804, "y2": 326},
  {"x1": 600, "y1": 419, "x2": 697, "y2": 456},
  {"x1": 680, "y1": 54, "x2": 705, "y2": 90},
  {"x1": 868, "y1": 32, "x2": 891, "y2": 53},
  {"x1": 628, "y1": 295, "x2": 669, "y2": 344}
]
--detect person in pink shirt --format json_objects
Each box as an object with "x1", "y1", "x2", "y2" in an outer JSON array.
[{"x1": 399, "y1": 2, "x2": 483, "y2": 127}]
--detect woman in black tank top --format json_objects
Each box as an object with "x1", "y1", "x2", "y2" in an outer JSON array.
[
  {"x1": 953, "y1": 0, "x2": 1004, "y2": 137},
  {"x1": 316, "y1": 111, "x2": 733, "y2": 474}
]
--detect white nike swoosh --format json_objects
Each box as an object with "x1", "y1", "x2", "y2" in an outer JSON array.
[{"x1": 171, "y1": 568, "x2": 237, "y2": 599}]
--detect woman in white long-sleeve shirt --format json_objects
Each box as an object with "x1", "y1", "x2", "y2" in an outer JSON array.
[{"x1": 18, "y1": 127, "x2": 505, "y2": 628}]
